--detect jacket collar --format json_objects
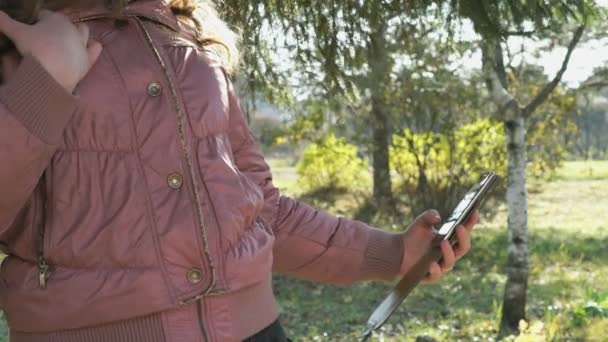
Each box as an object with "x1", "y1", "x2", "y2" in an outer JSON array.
[{"x1": 66, "y1": 0, "x2": 180, "y2": 32}]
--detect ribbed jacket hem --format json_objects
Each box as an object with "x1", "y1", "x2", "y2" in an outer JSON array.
[
  {"x1": 10, "y1": 276, "x2": 279, "y2": 342},
  {"x1": 10, "y1": 313, "x2": 166, "y2": 342},
  {"x1": 0, "y1": 55, "x2": 77, "y2": 144},
  {"x1": 207, "y1": 275, "x2": 280, "y2": 340}
]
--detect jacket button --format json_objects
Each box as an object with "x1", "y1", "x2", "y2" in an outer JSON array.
[
  {"x1": 187, "y1": 268, "x2": 203, "y2": 284},
  {"x1": 167, "y1": 173, "x2": 183, "y2": 189},
  {"x1": 147, "y1": 82, "x2": 163, "y2": 97}
]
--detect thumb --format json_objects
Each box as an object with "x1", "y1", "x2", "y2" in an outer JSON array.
[
  {"x1": 86, "y1": 40, "x2": 103, "y2": 68},
  {"x1": 415, "y1": 209, "x2": 442, "y2": 228},
  {"x1": 0, "y1": 11, "x2": 29, "y2": 42}
]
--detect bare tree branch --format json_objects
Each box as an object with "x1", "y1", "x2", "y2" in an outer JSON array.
[{"x1": 522, "y1": 25, "x2": 585, "y2": 117}]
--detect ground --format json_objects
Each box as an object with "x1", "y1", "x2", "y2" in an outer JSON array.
[
  {"x1": 271, "y1": 160, "x2": 608, "y2": 341},
  {"x1": 0, "y1": 160, "x2": 606, "y2": 341}
]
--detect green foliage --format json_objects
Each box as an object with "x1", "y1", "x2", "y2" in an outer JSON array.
[
  {"x1": 250, "y1": 117, "x2": 288, "y2": 149},
  {"x1": 296, "y1": 134, "x2": 371, "y2": 195},
  {"x1": 220, "y1": 0, "x2": 602, "y2": 101},
  {"x1": 390, "y1": 118, "x2": 506, "y2": 215},
  {"x1": 285, "y1": 103, "x2": 326, "y2": 144},
  {"x1": 571, "y1": 291, "x2": 608, "y2": 326},
  {"x1": 452, "y1": 0, "x2": 600, "y2": 38},
  {"x1": 526, "y1": 87, "x2": 579, "y2": 177},
  {"x1": 260, "y1": 125, "x2": 287, "y2": 148},
  {"x1": 454, "y1": 118, "x2": 508, "y2": 177}
]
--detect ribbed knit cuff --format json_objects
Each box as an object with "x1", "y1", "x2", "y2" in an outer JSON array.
[
  {"x1": 360, "y1": 228, "x2": 404, "y2": 281},
  {"x1": 0, "y1": 55, "x2": 77, "y2": 144}
]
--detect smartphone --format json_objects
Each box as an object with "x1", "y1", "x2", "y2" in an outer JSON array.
[
  {"x1": 360, "y1": 172, "x2": 498, "y2": 341},
  {"x1": 436, "y1": 171, "x2": 498, "y2": 243}
]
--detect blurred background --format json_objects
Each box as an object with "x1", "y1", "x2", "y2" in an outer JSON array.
[
  {"x1": 217, "y1": 0, "x2": 608, "y2": 340},
  {"x1": 3, "y1": 0, "x2": 608, "y2": 341}
]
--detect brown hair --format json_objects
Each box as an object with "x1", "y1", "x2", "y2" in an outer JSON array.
[{"x1": 13, "y1": 0, "x2": 240, "y2": 72}]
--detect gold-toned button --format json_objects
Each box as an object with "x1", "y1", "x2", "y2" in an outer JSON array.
[
  {"x1": 147, "y1": 82, "x2": 162, "y2": 97},
  {"x1": 114, "y1": 19, "x2": 129, "y2": 30},
  {"x1": 167, "y1": 173, "x2": 183, "y2": 189},
  {"x1": 187, "y1": 268, "x2": 203, "y2": 284}
]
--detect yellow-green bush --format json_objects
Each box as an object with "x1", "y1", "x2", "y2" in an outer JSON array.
[
  {"x1": 390, "y1": 118, "x2": 507, "y2": 215},
  {"x1": 296, "y1": 134, "x2": 371, "y2": 194}
]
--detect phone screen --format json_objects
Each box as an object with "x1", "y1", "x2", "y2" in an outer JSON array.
[{"x1": 437, "y1": 173, "x2": 494, "y2": 236}]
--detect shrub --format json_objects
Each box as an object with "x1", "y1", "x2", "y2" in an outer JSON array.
[
  {"x1": 296, "y1": 134, "x2": 371, "y2": 206},
  {"x1": 390, "y1": 118, "x2": 507, "y2": 216}
]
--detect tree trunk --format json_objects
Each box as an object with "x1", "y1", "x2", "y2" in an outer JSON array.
[
  {"x1": 500, "y1": 114, "x2": 530, "y2": 335},
  {"x1": 370, "y1": 100, "x2": 394, "y2": 209},
  {"x1": 367, "y1": 9, "x2": 394, "y2": 210},
  {"x1": 481, "y1": 25, "x2": 583, "y2": 337},
  {"x1": 481, "y1": 40, "x2": 530, "y2": 336}
]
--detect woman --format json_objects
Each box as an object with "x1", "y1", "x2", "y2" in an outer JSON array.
[{"x1": 0, "y1": 1, "x2": 478, "y2": 341}]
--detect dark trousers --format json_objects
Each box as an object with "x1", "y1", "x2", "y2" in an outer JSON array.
[{"x1": 243, "y1": 320, "x2": 291, "y2": 342}]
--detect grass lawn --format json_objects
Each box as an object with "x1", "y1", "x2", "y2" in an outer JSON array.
[
  {"x1": 0, "y1": 160, "x2": 606, "y2": 341},
  {"x1": 272, "y1": 160, "x2": 608, "y2": 341}
]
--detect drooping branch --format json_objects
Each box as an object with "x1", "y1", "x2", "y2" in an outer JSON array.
[{"x1": 522, "y1": 25, "x2": 585, "y2": 117}]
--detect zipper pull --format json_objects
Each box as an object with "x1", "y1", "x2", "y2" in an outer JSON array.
[{"x1": 38, "y1": 259, "x2": 51, "y2": 289}]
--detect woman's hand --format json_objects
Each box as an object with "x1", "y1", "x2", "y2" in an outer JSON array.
[
  {"x1": 0, "y1": 9, "x2": 102, "y2": 92},
  {"x1": 399, "y1": 209, "x2": 479, "y2": 283}
]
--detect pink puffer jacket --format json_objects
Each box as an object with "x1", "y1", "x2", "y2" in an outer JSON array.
[{"x1": 0, "y1": 1, "x2": 404, "y2": 340}]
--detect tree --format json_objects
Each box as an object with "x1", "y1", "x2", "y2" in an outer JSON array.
[
  {"x1": 220, "y1": 0, "x2": 602, "y2": 336},
  {"x1": 448, "y1": 0, "x2": 598, "y2": 334},
  {"x1": 483, "y1": 33, "x2": 583, "y2": 334},
  {"x1": 221, "y1": 0, "x2": 450, "y2": 210}
]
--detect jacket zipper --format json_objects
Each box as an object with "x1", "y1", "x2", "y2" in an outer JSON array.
[
  {"x1": 37, "y1": 173, "x2": 53, "y2": 289},
  {"x1": 196, "y1": 300, "x2": 208, "y2": 341},
  {"x1": 136, "y1": 19, "x2": 215, "y2": 341},
  {"x1": 135, "y1": 18, "x2": 216, "y2": 286}
]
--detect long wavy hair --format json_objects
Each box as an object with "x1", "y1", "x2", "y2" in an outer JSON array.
[{"x1": 53, "y1": 0, "x2": 240, "y2": 72}]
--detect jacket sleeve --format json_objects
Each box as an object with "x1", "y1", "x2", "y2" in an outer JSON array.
[
  {"x1": 226, "y1": 78, "x2": 404, "y2": 285},
  {"x1": 0, "y1": 55, "x2": 78, "y2": 238}
]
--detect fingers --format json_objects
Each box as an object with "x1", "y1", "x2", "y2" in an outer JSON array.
[
  {"x1": 77, "y1": 23, "x2": 90, "y2": 46},
  {"x1": 439, "y1": 240, "x2": 455, "y2": 271},
  {"x1": 422, "y1": 238, "x2": 463, "y2": 284},
  {"x1": 0, "y1": 11, "x2": 29, "y2": 41},
  {"x1": 86, "y1": 40, "x2": 103, "y2": 67},
  {"x1": 416, "y1": 209, "x2": 442, "y2": 228},
  {"x1": 464, "y1": 210, "x2": 480, "y2": 232},
  {"x1": 423, "y1": 261, "x2": 442, "y2": 283},
  {"x1": 453, "y1": 226, "x2": 471, "y2": 259}
]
